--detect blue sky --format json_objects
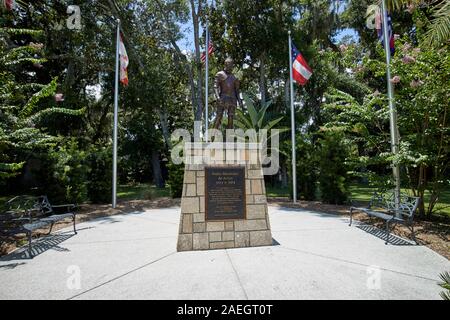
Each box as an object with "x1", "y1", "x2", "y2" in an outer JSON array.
[{"x1": 335, "y1": 28, "x2": 359, "y2": 42}]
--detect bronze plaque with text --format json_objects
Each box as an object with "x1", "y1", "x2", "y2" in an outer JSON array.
[{"x1": 205, "y1": 167, "x2": 246, "y2": 221}]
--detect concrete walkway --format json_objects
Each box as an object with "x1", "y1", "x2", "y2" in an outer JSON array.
[{"x1": 0, "y1": 206, "x2": 448, "y2": 300}]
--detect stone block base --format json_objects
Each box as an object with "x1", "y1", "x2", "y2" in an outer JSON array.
[{"x1": 176, "y1": 143, "x2": 273, "y2": 251}]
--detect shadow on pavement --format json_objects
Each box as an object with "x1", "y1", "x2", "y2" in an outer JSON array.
[
  {"x1": 356, "y1": 224, "x2": 416, "y2": 246},
  {"x1": 0, "y1": 233, "x2": 75, "y2": 261}
]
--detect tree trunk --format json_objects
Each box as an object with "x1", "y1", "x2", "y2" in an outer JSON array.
[
  {"x1": 281, "y1": 164, "x2": 288, "y2": 188},
  {"x1": 159, "y1": 108, "x2": 172, "y2": 149},
  {"x1": 190, "y1": 0, "x2": 204, "y2": 122},
  {"x1": 417, "y1": 165, "x2": 426, "y2": 218},
  {"x1": 259, "y1": 52, "x2": 266, "y2": 105},
  {"x1": 154, "y1": 0, "x2": 201, "y2": 122},
  {"x1": 151, "y1": 150, "x2": 164, "y2": 188}
]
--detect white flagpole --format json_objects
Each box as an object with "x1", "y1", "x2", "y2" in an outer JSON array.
[
  {"x1": 381, "y1": 0, "x2": 400, "y2": 214},
  {"x1": 205, "y1": 15, "x2": 210, "y2": 142},
  {"x1": 112, "y1": 19, "x2": 120, "y2": 209},
  {"x1": 288, "y1": 30, "x2": 297, "y2": 203}
]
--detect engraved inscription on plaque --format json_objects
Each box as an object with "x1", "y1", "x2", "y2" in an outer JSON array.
[{"x1": 205, "y1": 167, "x2": 246, "y2": 221}]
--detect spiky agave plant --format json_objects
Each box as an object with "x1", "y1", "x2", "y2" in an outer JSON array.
[{"x1": 439, "y1": 271, "x2": 450, "y2": 300}]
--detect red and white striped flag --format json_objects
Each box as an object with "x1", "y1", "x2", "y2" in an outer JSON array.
[
  {"x1": 291, "y1": 41, "x2": 312, "y2": 86},
  {"x1": 119, "y1": 34, "x2": 129, "y2": 86},
  {"x1": 3, "y1": 0, "x2": 14, "y2": 10},
  {"x1": 201, "y1": 41, "x2": 214, "y2": 64}
]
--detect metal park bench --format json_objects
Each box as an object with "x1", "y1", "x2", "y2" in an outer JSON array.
[
  {"x1": 349, "y1": 191, "x2": 420, "y2": 245},
  {"x1": 0, "y1": 195, "x2": 77, "y2": 256}
]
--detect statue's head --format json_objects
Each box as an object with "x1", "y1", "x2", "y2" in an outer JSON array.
[{"x1": 224, "y1": 58, "x2": 234, "y2": 73}]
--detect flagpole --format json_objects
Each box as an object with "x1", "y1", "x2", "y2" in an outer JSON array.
[
  {"x1": 288, "y1": 30, "x2": 297, "y2": 203},
  {"x1": 112, "y1": 19, "x2": 120, "y2": 209},
  {"x1": 381, "y1": 0, "x2": 400, "y2": 214},
  {"x1": 205, "y1": 14, "x2": 210, "y2": 142}
]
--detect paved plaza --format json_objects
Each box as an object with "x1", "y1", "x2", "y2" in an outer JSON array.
[{"x1": 0, "y1": 206, "x2": 448, "y2": 300}]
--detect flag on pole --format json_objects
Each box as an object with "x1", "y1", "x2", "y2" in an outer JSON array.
[
  {"x1": 291, "y1": 42, "x2": 313, "y2": 86},
  {"x1": 119, "y1": 34, "x2": 129, "y2": 86},
  {"x1": 3, "y1": 0, "x2": 14, "y2": 10},
  {"x1": 376, "y1": 11, "x2": 395, "y2": 55},
  {"x1": 201, "y1": 41, "x2": 214, "y2": 64}
]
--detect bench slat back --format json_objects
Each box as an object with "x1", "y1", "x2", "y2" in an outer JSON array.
[
  {"x1": 37, "y1": 196, "x2": 54, "y2": 216},
  {"x1": 397, "y1": 194, "x2": 420, "y2": 219},
  {"x1": 370, "y1": 191, "x2": 419, "y2": 220}
]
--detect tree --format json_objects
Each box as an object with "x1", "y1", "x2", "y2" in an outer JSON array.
[
  {"x1": 390, "y1": 40, "x2": 449, "y2": 217},
  {"x1": 0, "y1": 27, "x2": 84, "y2": 187},
  {"x1": 210, "y1": 0, "x2": 295, "y2": 104},
  {"x1": 387, "y1": 0, "x2": 450, "y2": 47},
  {"x1": 153, "y1": 0, "x2": 204, "y2": 122}
]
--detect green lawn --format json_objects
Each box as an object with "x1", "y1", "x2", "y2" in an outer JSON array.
[
  {"x1": 349, "y1": 184, "x2": 450, "y2": 217},
  {"x1": 266, "y1": 183, "x2": 450, "y2": 216},
  {"x1": 117, "y1": 183, "x2": 171, "y2": 201},
  {"x1": 2, "y1": 182, "x2": 449, "y2": 217},
  {"x1": 0, "y1": 184, "x2": 170, "y2": 210},
  {"x1": 266, "y1": 186, "x2": 290, "y2": 198}
]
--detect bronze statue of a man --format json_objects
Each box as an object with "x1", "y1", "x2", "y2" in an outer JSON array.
[{"x1": 213, "y1": 58, "x2": 243, "y2": 130}]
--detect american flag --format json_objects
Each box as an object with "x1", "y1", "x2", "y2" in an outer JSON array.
[
  {"x1": 376, "y1": 11, "x2": 395, "y2": 55},
  {"x1": 201, "y1": 41, "x2": 214, "y2": 64}
]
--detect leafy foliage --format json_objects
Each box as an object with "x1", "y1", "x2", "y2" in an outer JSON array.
[
  {"x1": 0, "y1": 26, "x2": 84, "y2": 186},
  {"x1": 317, "y1": 131, "x2": 350, "y2": 205},
  {"x1": 0, "y1": 0, "x2": 448, "y2": 215},
  {"x1": 289, "y1": 135, "x2": 318, "y2": 201},
  {"x1": 87, "y1": 146, "x2": 112, "y2": 204},
  {"x1": 39, "y1": 139, "x2": 88, "y2": 204},
  {"x1": 167, "y1": 162, "x2": 184, "y2": 199},
  {"x1": 387, "y1": 0, "x2": 450, "y2": 47},
  {"x1": 439, "y1": 271, "x2": 450, "y2": 300}
]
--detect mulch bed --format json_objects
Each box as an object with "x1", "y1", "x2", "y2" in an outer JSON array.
[{"x1": 1, "y1": 197, "x2": 448, "y2": 260}]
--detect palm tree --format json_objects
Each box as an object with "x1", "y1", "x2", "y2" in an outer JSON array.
[{"x1": 386, "y1": 0, "x2": 450, "y2": 47}]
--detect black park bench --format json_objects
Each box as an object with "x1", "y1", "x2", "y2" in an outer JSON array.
[
  {"x1": 0, "y1": 195, "x2": 77, "y2": 257},
  {"x1": 349, "y1": 191, "x2": 420, "y2": 245}
]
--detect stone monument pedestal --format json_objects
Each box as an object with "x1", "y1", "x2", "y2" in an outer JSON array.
[{"x1": 177, "y1": 143, "x2": 273, "y2": 251}]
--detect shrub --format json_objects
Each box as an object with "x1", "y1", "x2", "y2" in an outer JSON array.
[
  {"x1": 87, "y1": 146, "x2": 112, "y2": 204},
  {"x1": 297, "y1": 137, "x2": 318, "y2": 201},
  {"x1": 38, "y1": 139, "x2": 88, "y2": 204},
  {"x1": 288, "y1": 135, "x2": 318, "y2": 201},
  {"x1": 317, "y1": 131, "x2": 350, "y2": 205},
  {"x1": 167, "y1": 162, "x2": 184, "y2": 198}
]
